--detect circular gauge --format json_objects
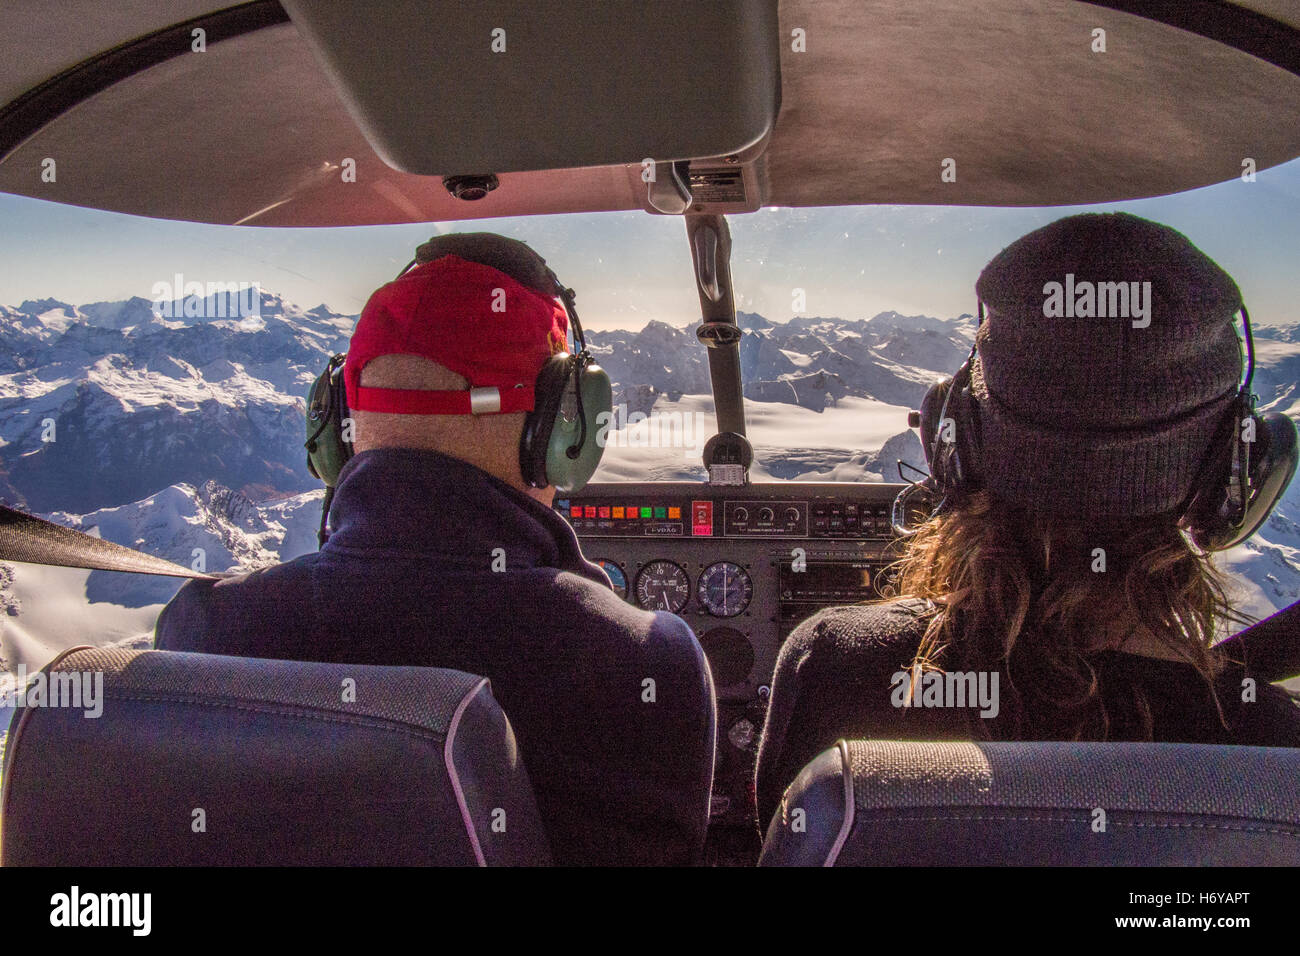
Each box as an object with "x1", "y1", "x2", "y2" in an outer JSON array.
[
  {"x1": 697, "y1": 561, "x2": 753, "y2": 617},
  {"x1": 594, "y1": 559, "x2": 628, "y2": 600},
  {"x1": 700, "y1": 627, "x2": 755, "y2": 687},
  {"x1": 634, "y1": 560, "x2": 691, "y2": 613}
]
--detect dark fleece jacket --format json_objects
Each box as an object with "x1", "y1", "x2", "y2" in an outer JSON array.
[{"x1": 156, "y1": 448, "x2": 716, "y2": 866}]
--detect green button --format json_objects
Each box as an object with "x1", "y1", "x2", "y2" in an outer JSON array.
[
  {"x1": 640, "y1": 506, "x2": 651, "y2": 518},
  {"x1": 654, "y1": 507, "x2": 667, "y2": 518}
]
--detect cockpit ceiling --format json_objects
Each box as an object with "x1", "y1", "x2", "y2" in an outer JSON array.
[{"x1": 1, "y1": 0, "x2": 1299, "y2": 226}]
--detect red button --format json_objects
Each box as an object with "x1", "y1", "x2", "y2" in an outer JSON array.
[
  {"x1": 584, "y1": 506, "x2": 597, "y2": 518},
  {"x1": 598, "y1": 506, "x2": 611, "y2": 518},
  {"x1": 691, "y1": 500, "x2": 713, "y2": 536}
]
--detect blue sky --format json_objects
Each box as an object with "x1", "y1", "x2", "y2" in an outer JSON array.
[{"x1": 1, "y1": 158, "x2": 1298, "y2": 331}]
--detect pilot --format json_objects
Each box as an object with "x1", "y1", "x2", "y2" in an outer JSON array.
[
  {"x1": 155, "y1": 232, "x2": 716, "y2": 867},
  {"x1": 755, "y1": 212, "x2": 1300, "y2": 828}
]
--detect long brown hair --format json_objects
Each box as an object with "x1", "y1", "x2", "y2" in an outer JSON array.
[{"x1": 876, "y1": 489, "x2": 1256, "y2": 740}]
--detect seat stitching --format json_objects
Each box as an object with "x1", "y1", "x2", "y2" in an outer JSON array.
[
  {"x1": 854, "y1": 811, "x2": 1300, "y2": 837},
  {"x1": 88, "y1": 692, "x2": 449, "y2": 741}
]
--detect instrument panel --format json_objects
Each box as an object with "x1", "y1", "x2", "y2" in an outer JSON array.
[{"x1": 557, "y1": 481, "x2": 905, "y2": 829}]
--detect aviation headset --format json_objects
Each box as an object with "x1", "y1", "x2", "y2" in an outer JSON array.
[
  {"x1": 305, "y1": 234, "x2": 612, "y2": 541},
  {"x1": 892, "y1": 302, "x2": 1299, "y2": 552}
]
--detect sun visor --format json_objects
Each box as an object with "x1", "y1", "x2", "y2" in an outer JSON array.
[{"x1": 280, "y1": 0, "x2": 781, "y2": 176}]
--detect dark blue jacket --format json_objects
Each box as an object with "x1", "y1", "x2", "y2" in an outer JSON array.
[{"x1": 156, "y1": 448, "x2": 716, "y2": 866}]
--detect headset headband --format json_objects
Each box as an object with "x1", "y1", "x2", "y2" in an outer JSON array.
[{"x1": 401, "y1": 239, "x2": 588, "y2": 354}]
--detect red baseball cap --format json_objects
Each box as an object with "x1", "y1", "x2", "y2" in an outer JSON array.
[{"x1": 344, "y1": 255, "x2": 569, "y2": 415}]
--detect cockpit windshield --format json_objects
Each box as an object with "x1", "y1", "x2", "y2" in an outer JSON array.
[{"x1": 1, "y1": 159, "x2": 1299, "y2": 679}]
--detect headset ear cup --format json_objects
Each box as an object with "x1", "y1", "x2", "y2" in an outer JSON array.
[
  {"x1": 545, "y1": 362, "x2": 612, "y2": 494},
  {"x1": 1234, "y1": 411, "x2": 1299, "y2": 545},
  {"x1": 949, "y1": 380, "x2": 981, "y2": 490},
  {"x1": 1186, "y1": 409, "x2": 1298, "y2": 551},
  {"x1": 520, "y1": 355, "x2": 573, "y2": 487},
  {"x1": 304, "y1": 356, "x2": 353, "y2": 487},
  {"x1": 893, "y1": 378, "x2": 951, "y2": 536},
  {"x1": 919, "y1": 379, "x2": 952, "y2": 486},
  {"x1": 918, "y1": 359, "x2": 981, "y2": 500},
  {"x1": 334, "y1": 368, "x2": 353, "y2": 461},
  {"x1": 1181, "y1": 405, "x2": 1238, "y2": 541}
]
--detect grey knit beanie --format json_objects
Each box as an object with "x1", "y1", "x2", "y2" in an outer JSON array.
[{"x1": 971, "y1": 212, "x2": 1244, "y2": 519}]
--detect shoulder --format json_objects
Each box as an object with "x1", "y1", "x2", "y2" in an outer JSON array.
[
  {"x1": 781, "y1": 597, "x2": 933, "y2": 668},
  {"x1": 542, "y1": 569, "x2": 711, "y2": 681},
  {"x1": 546, "y1": 570, "x2": 697, "y2": 645},
  {"x1": 767, "y1": 598, "x2": 933, "y2": 715},
  {"x1": 155, "y1": 555, "x2": 318, "y2": 653},
  {"x1": 1234, "y1": 682, "x2": 1300, "y2": 746}
]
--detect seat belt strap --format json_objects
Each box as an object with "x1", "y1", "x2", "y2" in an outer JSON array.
[{"x1": 0, "y1": 504, "x2": 216, "y2": 580}]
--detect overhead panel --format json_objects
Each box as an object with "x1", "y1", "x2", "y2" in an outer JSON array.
[
  {"x1": 769, "y1": 0, "x2": 1300, "y2": 208},
  {"x1": 0, "y1": 0, "x2": 1298, "y2": 224},
  {"x1": 279, "y1": 0, "x2": 782, "y2": 175},
  {"x1": 0, "y1": 0, "x2": 223, "y2": 107}
]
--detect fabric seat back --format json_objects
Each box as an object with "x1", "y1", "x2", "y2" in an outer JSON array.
[
  {"x1": 760, "y1": 739, "x2": 1300, "y2": 866},
  {"x1": 1, "y1": 647, "x2": 550, "y2": 866}
]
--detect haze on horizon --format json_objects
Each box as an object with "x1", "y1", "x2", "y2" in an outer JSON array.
[{"x1": 1, "y1": 157, "x2": 1298, "y2": 332}]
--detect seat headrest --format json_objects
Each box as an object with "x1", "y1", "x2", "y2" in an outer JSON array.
[
  {"x1": 760, "y1": 739, "x2": 1300, "y2": 866},
  {"x1": 1, "y1": 647, "x2": 550, "y2": 866}
]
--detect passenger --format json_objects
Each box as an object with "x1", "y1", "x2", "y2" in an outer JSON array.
[
  {"x1": 156, "y1": 233, "x2": 716, "y2": 867},
  {"x1": 756, "y1": 213, "x2": 1300, "y2": 827}
]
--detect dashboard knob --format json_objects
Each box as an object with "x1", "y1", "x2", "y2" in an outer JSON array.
[
  {"x1": 784, "y1": 507, "x2": 800, "y2": 523},
  {"x1": 733, "y1": 506, "x2": 748, "y2": 522},
  {"x1": 758, "y1": 507, "x2": 774, "y2": 522}
]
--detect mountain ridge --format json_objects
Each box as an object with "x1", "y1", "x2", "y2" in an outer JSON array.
[{"x1": 1, "y1": 291, "x2": 976, "y2": 513}]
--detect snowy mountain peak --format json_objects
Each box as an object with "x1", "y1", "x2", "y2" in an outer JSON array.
[{"x1": 16, "y1": 298, "x2": 75, "y2": 317}]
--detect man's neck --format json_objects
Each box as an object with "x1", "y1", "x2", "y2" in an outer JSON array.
[
  {"x1": 521, "y1": 484, "x2": 556, "y2": 508},
  {"x1": 355, "y1": 440, "x2": 554, "y2": 508}
]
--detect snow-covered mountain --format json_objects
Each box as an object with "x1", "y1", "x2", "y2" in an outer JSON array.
[
  {"x1": 0, "y1": 480, "x2": 324, "y2": 717},
  {"x1": 0, "y1": 292, "x2": 352, "y2": 514},
  {"x1": 586, "y1": 309, "x2": 975, "y2": 414},
  {"x1": 0, "y1": 292, "x2": 972, "y2": 515},
  {"x1": 0, "y1": 480, "x2": 322, "y2": 664}
]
